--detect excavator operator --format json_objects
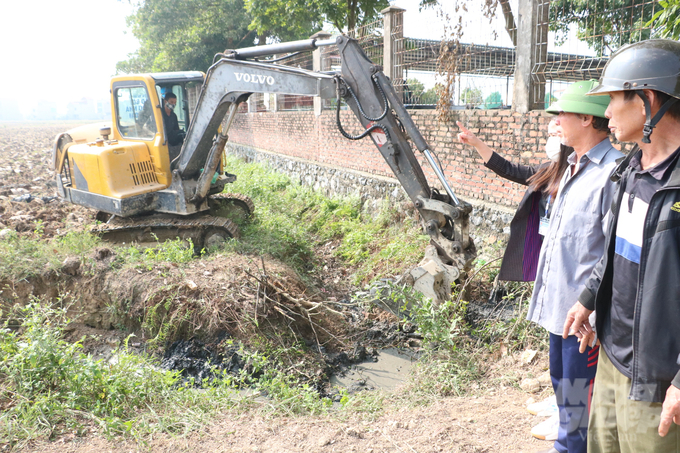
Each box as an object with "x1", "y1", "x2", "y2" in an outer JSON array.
[{"x1": 162, "y1": 92, "x2": 186, "y2": 161}]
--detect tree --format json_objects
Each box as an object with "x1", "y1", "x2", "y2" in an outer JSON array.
[
  {"x1": 549, "y1": 0, "x2": 655, "y2": 55},
  {"x1": 418, "y1": 0, "x2": 439, "y2": 10},
  {"x1": 403, "y1": 78, "x2": 438, "y2": 105},
  {"x1": 460, "y1": 87, "x2": 483, "y2": 107},
  {"x1": 117, "y1": 0, "x2": 255, "y2": 74},
  {"x1": 245, "y1": 0, "x2": 389, "y2": 38},
  {"x1": 404, "y1": 78, "x2": 426, "y2": 104},
  {"x1": 421, "y1": 87, "x2": 438, "y2": 105},
  {"x1": 484, "y1": 91, "x2": 503, "y2": 109},
  {"x1": 648, "y1": 0, "x2": 680, "y2": 40},
  {"x1": 419, "y1": 1, "x2": 517, "y2": 45},
  {"x1": 424, "y1": 1, "x2": 652, "y2": 54},
  {"x1": 244, "y1": 0, "x2": 324, "y2": 42}
]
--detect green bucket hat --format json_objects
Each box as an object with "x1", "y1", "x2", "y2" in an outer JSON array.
[{"x1": 546, "y1": 80, "x2": 610, "y2": 118}]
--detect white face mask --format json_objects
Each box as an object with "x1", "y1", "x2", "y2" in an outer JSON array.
[{"x1": 545, "y1": 136, "x2": 562, "y2": 162}]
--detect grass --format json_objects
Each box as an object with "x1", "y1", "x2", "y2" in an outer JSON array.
[
  {"x1": 0, "y1": 301, "x2": 336, "y2": 448},
  {"x1": 0, "y1": 230, "x2": 100, "y2": 280},
  {"x1": 0, "y1": 154, "x2": 550, "y2": 446},
  {"x1": 221, "y1": 154, "x2": 428, "y2": 284},
  {"x1": 0, "y1": 287, "x2": 542, "y2": 448},
  {"x1": 0, "y1": 301, "x2": 233, "y2": 446},
  {"x1": 114, "y1": 237, "x2": 197, "y2": 271},
  {"x1": 0, "y1": 155, "x2": 427, "y2": 287}
]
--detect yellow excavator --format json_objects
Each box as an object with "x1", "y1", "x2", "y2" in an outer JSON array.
[
  {"x1": 52, "y1": 70, "x2": 249, "y2": 247},
  {"x1": 53, "y1": 36, "x2": 476, "y2": 302}
]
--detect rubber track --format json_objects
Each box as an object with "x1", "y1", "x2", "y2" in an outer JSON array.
[{"x1": 92, "y1": 214, "x2": 239, "y2": 242}]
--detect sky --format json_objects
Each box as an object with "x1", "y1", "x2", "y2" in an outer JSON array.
[
  {"x1": 0, "y1": 0, "x2": 584, "y2": 118},
  {"x1": 1, "y1": 0, "x2": 138, "y2": 117}
]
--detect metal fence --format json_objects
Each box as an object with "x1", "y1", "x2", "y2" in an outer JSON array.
[
  {"x1": 245, "y1": 19, "x2": 387, "y2": 113},
  {"x1": 530, "y1": 0, "x2": 660, "y2": 107},
  {"x1": 244, "y1": 0, "x2": 664, "y2": 113},
  {"x1": 393, "y1": 0, "x2": 661, "y2": 110}
]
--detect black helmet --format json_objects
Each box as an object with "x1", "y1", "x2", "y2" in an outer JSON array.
[
  {"x1": 587, "y1": 39, "x2": 680, "y2": 143},
  {"x1": 588, "y1": 39, "x2": 680, "y2": 99}
]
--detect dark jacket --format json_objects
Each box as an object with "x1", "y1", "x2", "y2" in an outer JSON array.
[
  {"x1": 485, "y1": 152, "x2": 550, "y2": 282},
  {"x1": 162, "y1": 108, "x2": 184, "y2": 146},
  {"x1": 579, "y1": 148, "x2": 680, "y2": 402}
]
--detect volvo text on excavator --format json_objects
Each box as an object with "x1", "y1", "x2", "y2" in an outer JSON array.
[{"x1": 52, "y1": 36, "x2": 476, "y2": 303}]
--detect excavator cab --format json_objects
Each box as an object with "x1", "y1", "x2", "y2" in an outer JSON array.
[
  {"x1": 111, "y1": 72, "x2": 204, "y2": 182},
  {"x1": 53, "y1": 72, "x2": 207, "y2": 216}
]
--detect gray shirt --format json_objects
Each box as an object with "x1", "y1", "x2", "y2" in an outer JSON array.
[{"x1": 527, "y1": 138, "x2": 623, "y2": 335}]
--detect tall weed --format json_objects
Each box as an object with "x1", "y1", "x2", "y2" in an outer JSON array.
[{"x1": 0, "y1": 301, "x2": 243, "y2": 446}]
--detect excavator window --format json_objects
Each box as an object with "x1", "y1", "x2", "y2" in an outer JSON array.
[
  {"x1": 156, "y1": 84, "x2": 188, "y2": 131},
  {"x1": 115, "y1": 86, "x2": 156, "y2": 140}
]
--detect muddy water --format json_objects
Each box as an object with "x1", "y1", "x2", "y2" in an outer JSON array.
[{"x1": 330, "y1": 348, "x2": 420, "y2": 391}]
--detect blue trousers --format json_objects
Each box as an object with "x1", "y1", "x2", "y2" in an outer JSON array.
[{"x1": 549, "y1": 333, "x2": 599, "y2": 453}]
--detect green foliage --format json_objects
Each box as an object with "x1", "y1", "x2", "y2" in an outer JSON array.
[
  {"x1": 545, "y1": 92, "x2": 558, "y2": 109},
  {"x1": 245, "y1": 0, "x2": 389, "y2": 36},
  {"x1": 460, "y1": 87, "x2": 483, "y2": 107},
  {"x1": 221, "y1": 155, "x2": 426, "y2": 280},
  {"x1": 349, "y1": 226, "x2": 428, "y2": 284},
  {"x1": 376, "y1": 282, "x2": 468, "y2": 349},
  {"x1": 121, "y1": 0, "x2": 390, "y2": 72},
  {"x1": 0, "y1": 231, "x2": 100, "y2": 280},
  {"x1": 549, "y1": 0, "x2": 654, "y2": 54},
  {"x1": 0, "y1": 301, "x2": 340, "y2": 446},
  {"x1": 244, "y1": 0, "x2": 324, "y2": 42},
  {"x1": 219, "y1": 158, "x2": 320, "y2": 271},
  {"x1": 0, "y1": 301, "x2": 346, "y2": 446},
  {"x1": 404, "y1": 79, "x2": 438, "y2": 105},
  {"x1": 255, "y1": 371, "x2": 333, "y2": 415},
  {"x1": 115, "y1": 237, "x2": 197, "y2": 270},
  {"x1": 484, "y1": 91, "x2": 503, "y2": 109},
  {"x1": 315, "y1": 0, "x2": 390, "y2": 33},
  {"x1": 421, "y1": 87, "x2": 439, "y2": 105},
  {"x1": 409, "y1": 295, "x2": 468, "y2": 349},
  {"x1": 418, "y1": 0, "x2": 439, "y2": 10},
  {"x1": 407, "y1": 349, "x2": 484, "y2": 398},
  {"x1": 648, "y1": 0, "x2": 680, "y2": 40},
  {"x1": 353, "y1": 259, "x2": 548, "y2": 400},
  {"x1": 118, "y1": 0, "x2": 255, "y2": 73},
  {"x1": 140, "y1": 292, "x2": 191, "y2": 350},
  {"x1": 0, "y1": 301, "x2": 185, "y2": 445},
  {"x1": 337, "y1": 389, "x2": 385, "y2": 419},
  {"x1": 471, "y1": 282, "x2": 548, "y2": 353}
]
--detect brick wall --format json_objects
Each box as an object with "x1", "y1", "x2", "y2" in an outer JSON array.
[{"x1": 228, "y1": 108, "x2": 554, "y2": 210}]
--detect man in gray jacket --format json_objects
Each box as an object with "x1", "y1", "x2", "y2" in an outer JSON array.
[
  {"x1": 563, "y1": 39, "x2": 680, "y2": 452},
  {"x1": 528, "y1": 80, "x2": 623, "y2": 453}
]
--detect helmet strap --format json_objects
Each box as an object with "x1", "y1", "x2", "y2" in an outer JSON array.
[{"x1": 635, "y1": 90, "x2": 678, "y2": 143}]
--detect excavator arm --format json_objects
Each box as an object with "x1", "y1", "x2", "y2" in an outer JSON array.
[
  {"x1": 333, "y1": 37, "x2": 475, "y2": 274},
  {"x1": 178, "y1": 35, "x2": 476, "y2": 279}
]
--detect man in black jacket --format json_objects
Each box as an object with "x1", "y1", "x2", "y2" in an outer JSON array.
[
  {"x1": 563, "y1": 39, "x2": 680, "y2": 452},
  {"x1": 162, "y1": 92, "x2": 185, "y2": 162}
]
